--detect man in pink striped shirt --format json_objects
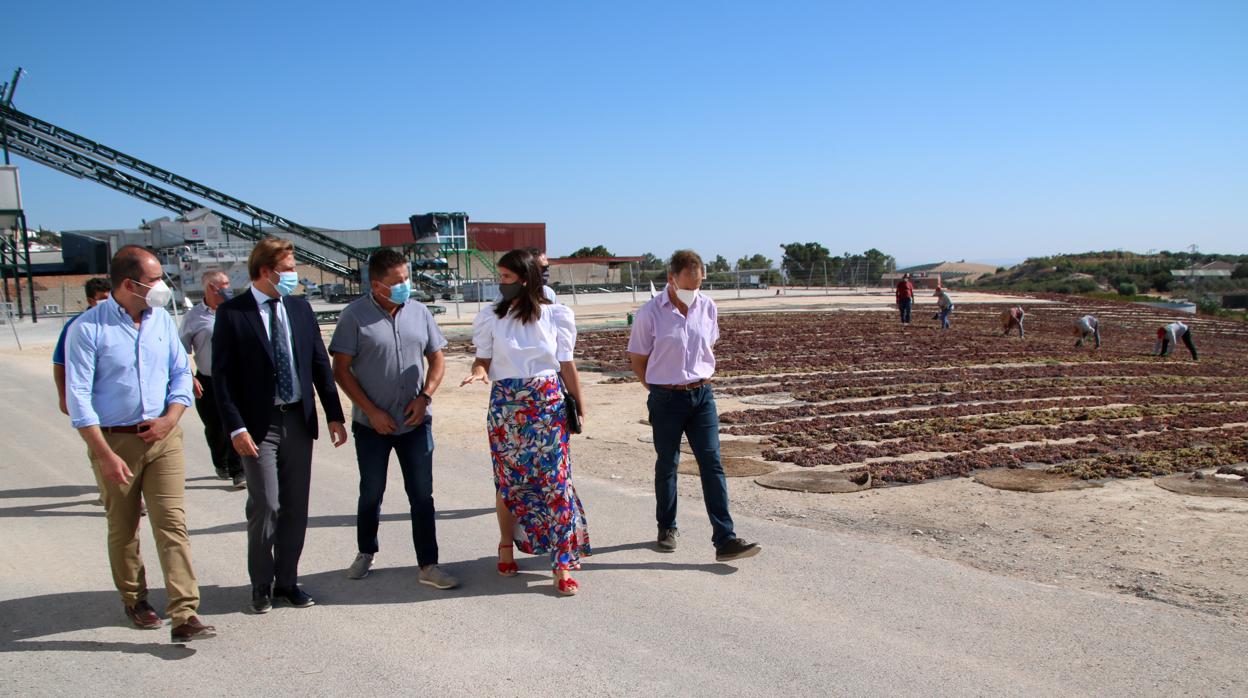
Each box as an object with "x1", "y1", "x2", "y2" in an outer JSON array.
[{"x1": 627, "y1": 250, "x2": 761, "y2": 563}]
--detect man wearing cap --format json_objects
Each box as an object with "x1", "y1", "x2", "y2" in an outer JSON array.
[
  {"x1": 627, "y1": 249, "x2": 760, "y2": 563},
  {"x1": 1155, "y1": 321, "x2": 1198, "y2": 360}
]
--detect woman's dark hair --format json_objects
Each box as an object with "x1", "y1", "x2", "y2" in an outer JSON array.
[{"x1": 494, "y1": 248, "x2": 549, "y2": 323}]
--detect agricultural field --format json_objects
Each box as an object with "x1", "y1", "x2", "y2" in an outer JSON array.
[{"x1": 574, "y1": 295, "x2": 1248, "y2": 489}]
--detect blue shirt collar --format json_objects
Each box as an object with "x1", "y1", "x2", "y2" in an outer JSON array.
[{"x1": 104, "y1": 293, "x2": 152, "y2": 321}]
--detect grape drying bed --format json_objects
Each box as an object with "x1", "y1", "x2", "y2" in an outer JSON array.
[{"x1": 575, "y1": 296, "x2": 1248, "y2": 487}]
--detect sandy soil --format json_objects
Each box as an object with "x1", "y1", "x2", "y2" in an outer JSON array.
[{"x1": 432, "y1": 351, "x2": 1248, "y2": 620}]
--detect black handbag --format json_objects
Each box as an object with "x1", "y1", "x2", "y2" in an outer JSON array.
[{"x1": 558, "y1": 374, "x2": 582, "y2": 434}]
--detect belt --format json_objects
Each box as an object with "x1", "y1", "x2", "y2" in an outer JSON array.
[
  {"x1": 274, "y1": 401, "x2": 303, "y2": 413},
  {"x1": 101, "y1": 424, "x2": 145, "y2": 434},
  {"x1": 654, "y1": 380, "x2": 711, "y2": 391}
]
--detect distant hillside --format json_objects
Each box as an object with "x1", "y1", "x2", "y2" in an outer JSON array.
[{"x1": 975, "y1": 250, "x2": 1248, "y2": 296}]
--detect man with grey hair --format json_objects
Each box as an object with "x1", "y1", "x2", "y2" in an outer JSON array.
[{"x1": 181, "y1": 270, "x2": 245, "y2": 488}]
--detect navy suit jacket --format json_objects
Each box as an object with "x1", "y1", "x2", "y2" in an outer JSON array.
[{"x1": 211, "y1": 290, "x2": 344, "y2": 441}]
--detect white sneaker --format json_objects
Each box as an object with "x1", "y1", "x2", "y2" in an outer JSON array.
[
  {"x1": 418, "y1": 565, "x2": 459, "y2": 590},
  {"x1": 347, "y1": 553, "x2": 374, "y2": 579}
]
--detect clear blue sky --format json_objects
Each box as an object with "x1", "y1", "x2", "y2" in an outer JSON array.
[{"x1": 5, "y1": 1, "x2": 1246, "y2": 268}]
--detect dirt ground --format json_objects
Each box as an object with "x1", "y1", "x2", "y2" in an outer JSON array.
[
  {"x1": 433, "y1": 352, "x2": 1248, "y2": 620},
  {"x1": 442, "y1": 288, "x2": 1248, "y2": 619},
  {"x1": 11, "y1": 287, "x2": 1244, "y2": 622}
]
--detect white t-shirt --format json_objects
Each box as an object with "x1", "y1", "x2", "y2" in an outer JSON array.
[
  {"x1": 543, "y1": 285, "x2": 558, "y2": 303},
  {"x1": 473, "y1": 303, "x2": 577, "y2": 380}
]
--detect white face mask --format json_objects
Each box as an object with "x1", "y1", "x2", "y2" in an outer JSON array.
[
  {"x1": 674, "y1": 287, "x2": 699, "y2": 306},
  {"x1": 133, "y1": 279, "x2": 173, "y2": 309}
]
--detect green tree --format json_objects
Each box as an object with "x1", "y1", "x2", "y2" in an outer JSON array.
[
  {"x1": 860, "y1": 248, "x2": 896, "y2": 285},
  {"x1": 639, "y1": 252, "x2": 665, "y2": 270},
  {"x1": 569, "y1": 245, "x2": 614, "y2": 258},
  {"x1": 735, "y1": 253, "x2": 774, "y2": 271},
  {"x1": 707, "y1": 255, "x2": 731, "y2": 273},
  {"x1": 780, "y1": 242, "x2": 832, "y2": 285}
]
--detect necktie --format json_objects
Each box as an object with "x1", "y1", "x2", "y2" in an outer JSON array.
[{"x1": 267, "y1": 298, "x2": 296, "y2": 403}]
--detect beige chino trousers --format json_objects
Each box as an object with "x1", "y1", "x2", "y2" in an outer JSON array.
[{"x1": 89, "y1": 426, "x2": 200, "y2": 624}]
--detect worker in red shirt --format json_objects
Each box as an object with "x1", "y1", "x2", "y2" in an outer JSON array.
[{"x1": 895, "y1": 274, "x2": 915, "y2": 325}]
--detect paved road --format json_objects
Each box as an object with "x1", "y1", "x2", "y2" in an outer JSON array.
[{"x1": 1, "y1": 350, "x2": 1244, "y2": 697}]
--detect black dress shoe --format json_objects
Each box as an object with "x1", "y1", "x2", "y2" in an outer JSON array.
[
  {"x1": 715, "y1": 537, "x2": 762, "y2": 562},
  {"x1": 124, "y1": 600, "x2": 162, "y2": 629},
  {"x1": 251, "y1": 584, "x2": 272, "y2": 614},
  {"x1": 170, "y1": 616, "x2": 217, "y2": 642},
  {"x1": 273, "y1": 585, "x2": 315, "y2": 608}
]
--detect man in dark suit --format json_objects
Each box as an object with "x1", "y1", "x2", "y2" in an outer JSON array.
[{"x1": 212, "y1": 237, "x2": 348, "y2": 613}]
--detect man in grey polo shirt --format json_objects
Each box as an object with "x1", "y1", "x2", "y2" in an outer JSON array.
[
  {"x1": 329, "y1": 249, "x2": 457, "y2": 589},
  {"x1": 180, "y1": 270, "x2": 245, "y2": 488}
]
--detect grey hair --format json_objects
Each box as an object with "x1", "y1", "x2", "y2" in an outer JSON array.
[{"x1": 201, "y1": 270, "x2": 229, "y2": 285}]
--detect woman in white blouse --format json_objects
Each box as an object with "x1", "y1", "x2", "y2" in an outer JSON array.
[{"x1": 461, "y1": 249, "x2": 590, "y2": 595}]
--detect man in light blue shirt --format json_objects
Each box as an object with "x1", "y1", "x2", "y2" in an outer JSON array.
[
  {"x1": 65, "y1": 245, "x2": 217, "y2": 642},
  {"x1": 52, "y1": 277, "x2": 111, "y2": 416}
]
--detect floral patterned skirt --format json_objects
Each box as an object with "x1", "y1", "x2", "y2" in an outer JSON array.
[{"x1": 488, "y1": 375, "x2": 590, "y2": 570}]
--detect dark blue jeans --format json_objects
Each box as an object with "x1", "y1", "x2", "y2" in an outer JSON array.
[
  {"x1": 898, "y1": 298, "x2": 912, "y2": 324},
  {"x1": 352, "y1": 419, "x2": 438, "y2": 567},
  {"x1": 648, "y1": 385, "x2": 735, "y2": 547}
]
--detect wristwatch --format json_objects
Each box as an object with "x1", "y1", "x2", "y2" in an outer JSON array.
[{"x1": 417, "y1": 391, "x2": 433, "y2": 404}]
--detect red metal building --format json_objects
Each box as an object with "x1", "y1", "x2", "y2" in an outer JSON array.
[
  {"x1": 373, "y1": 221, "x2": 547, "y2": 252},
  {"x1": 469, "y1": 222, "x2": 546, "y2": 252}
]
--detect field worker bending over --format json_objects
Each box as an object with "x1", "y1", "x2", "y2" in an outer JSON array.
[
  {"x1": 999, "y1": 306, "x2": 1025, "y2": 338},
  {"x1": 933, "y1": 287, "x2": 954, "y2": 330},
  {"x1": 1155, "y1": 321, "x2": 1198, "y2": 360},
  {"x1": 1073, "y1": 315, "x2": 1100, "y2": 348}
]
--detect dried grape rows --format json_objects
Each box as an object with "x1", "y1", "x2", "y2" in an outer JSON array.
[{"x1": 571, "y1": 296, "x2": 1248, "y2": 486}]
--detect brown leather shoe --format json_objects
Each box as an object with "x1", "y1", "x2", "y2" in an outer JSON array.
[
  {"x1": 170, "y1": 616, "x2": 217, "y2": 643},
  {"x1": 124, "y1": 600, "x2": 162, "y2": 629}
]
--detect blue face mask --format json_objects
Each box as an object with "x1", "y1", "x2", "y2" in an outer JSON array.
[
  {"x1": 388, "y1": 280, "x2": 412, "y2": 304},
  {"x1": 218, "y1": 285, "x2": 234, "y2": 300},
  {"x1": 271, "y1": 270, "x2": 299, "y2": 297}
]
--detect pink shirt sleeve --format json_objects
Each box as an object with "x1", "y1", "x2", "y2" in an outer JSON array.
[{"x1": 627, "y1": 303, "x2": 656, "y2": 356}]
